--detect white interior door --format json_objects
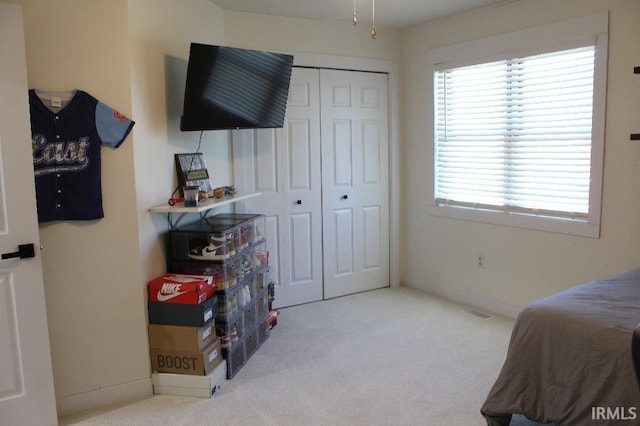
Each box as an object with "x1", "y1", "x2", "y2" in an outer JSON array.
[
  {"x1": 321, "y1": 69, "x2": 390, "y2": 299},
  {"x1": 233, "y1": 67, "x2": 324, "y2": 308},
  {"x1": 0, "y1": 4, "x2": 58, "y2": 425}
]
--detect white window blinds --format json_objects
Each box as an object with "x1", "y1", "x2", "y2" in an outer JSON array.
[{"x1": 434, "y1": 45, "x2": 596, "y2": 221}]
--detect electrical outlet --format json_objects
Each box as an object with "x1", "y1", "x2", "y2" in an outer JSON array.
[{"x1": 477, "y1": 254, "x2": 485, "y2": 269}]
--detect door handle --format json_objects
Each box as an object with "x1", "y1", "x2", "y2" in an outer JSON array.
[
  {"x1": 342, "y1": 194, "x2": 349, "y2": 200},
  {"x1": 296, "y1": 200, "x2": 303, "y2": 205},
  {"x1": 2, "y1": 243, "x2": 36, "y2": 260}
]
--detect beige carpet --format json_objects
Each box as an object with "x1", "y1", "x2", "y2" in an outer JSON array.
[{"x1": 59, "y1": 286, "x2": 515, "y2": 426}]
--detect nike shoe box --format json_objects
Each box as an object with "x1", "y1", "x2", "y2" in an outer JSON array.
[
  {"x1": 169, "y1": 220, "x2": 241, "y2": 262},
  {"x1": 148, "y1": 294, "x2": 217, "y2": 327},
  {"x1": 148, "y1": 274, "x2": 215, "y2": 305},
  {"x1": 150, "y1": 337, "x2": 222, "y2": 376},
  {"x1": 148, "y1": 323, "x2": 215, "y2": 352},
  {"x1": 152, "y1": 359, "x2": 227, "y2": 398}
]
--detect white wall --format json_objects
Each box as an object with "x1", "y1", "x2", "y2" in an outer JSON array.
[
  {"x1": 12, "y1": 0, "x2": 148, "y2": 415},
  {"x1": 129, "y1": 0, "x2": 229, "y2": 297},
  {"x1": 400, "y1": 0, "x2": 640, "y2": 317}
]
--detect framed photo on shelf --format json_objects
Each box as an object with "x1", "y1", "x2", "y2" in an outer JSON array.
[{"x1": 175, "y1": 153, "x2": 213, "y2": 194}]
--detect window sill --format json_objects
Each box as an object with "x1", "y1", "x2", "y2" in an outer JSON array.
[{"x1": 427, "y1": 204, "x2": 600, "y2": 238}]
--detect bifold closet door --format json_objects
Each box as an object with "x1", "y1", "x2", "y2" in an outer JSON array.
[
  {"x1": 320, "y1": 69, "x2": 390, "y2": 299},
  {"x1": 233, "y1": 67, "x2": 390, "y2": 306},
  {"x1": 233, "y1": 67, "x2": 324, "y2": 309}
]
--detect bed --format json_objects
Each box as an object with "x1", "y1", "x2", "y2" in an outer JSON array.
[{"x1": 481, "y1": 267, "x2": 640, "y2": 425}]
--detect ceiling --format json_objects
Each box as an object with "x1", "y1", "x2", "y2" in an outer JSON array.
[{"x1": 209, "y1": 0, "x2": 513, "y2": 29}]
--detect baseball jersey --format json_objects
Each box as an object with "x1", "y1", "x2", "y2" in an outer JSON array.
[{"x1": 29, "y1": 89, "x2": 135, "y2": 223}]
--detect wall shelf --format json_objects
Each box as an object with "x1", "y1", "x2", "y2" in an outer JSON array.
[{"x1": 150, "y1": 192, "x2": 262, "y2": 229}]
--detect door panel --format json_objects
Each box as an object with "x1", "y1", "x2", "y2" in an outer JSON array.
[
  {"x1": 333, "y1": 208, "x2": 354, "y2": 275},
  {"x1": 288, "y1": 120, "x2": 311, "y2": 190},
  {"x1": 321, "y1": 69, "x2": 389, "y2": 299},
  {"x1": 289, "y1": 213, "x2": 313, "y2": 283},
  {"x1": 0, "y1": 273, "x2": 21, "y2": 397},
  {"x1": 363, "y1": 120, "x2": 382, "y2": 184},
  {"x1": 363, "y1": 205, "x2": 382, "y2": 270},
  {"x1": 254, "y1": 134, "x2": 278, "y2": 192},
  {"x1": 0, "y1": 4, "x2": 57, "y2": 424},
  {"x1": 332, "y1": 120, "x2": 353, "y2": 186}
]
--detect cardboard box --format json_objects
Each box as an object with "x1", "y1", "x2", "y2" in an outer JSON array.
[
  {"x1": 148, "y1": 294, "x2": 217, "y2": 326},
  {"x1": 152, "y1": 359, "x2": 227, "y2": 398},
  {"x1": 150, "y1": 338, "x2": 222, "y2": 376},
  {"x1": 148, "y1": 274, "x2": 215, "y2": 305},
  {"x1": 148, "y1": 323, "x2": 215, "y2": 352}
]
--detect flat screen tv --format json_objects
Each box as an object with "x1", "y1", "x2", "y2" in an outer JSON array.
[{"x1": 180, "y1": 43, "x2": 294, "y2": 131}]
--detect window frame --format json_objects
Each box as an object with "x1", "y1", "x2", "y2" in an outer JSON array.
[{"x1": 426, "y1": 13, "x2": 608, "y2": 238}]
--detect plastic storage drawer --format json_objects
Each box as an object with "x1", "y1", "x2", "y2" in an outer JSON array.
[
  {"x1": 169, "y1": 258, "x2": 240, "y2": 291},
  {"x1": 224, "y1": 338, "x2": 246, "y2": 379},
  {"x1": 227, "y1": 239, "x2": 267, "y2": 280},
  {"x1": 245, "y1": 317, "x2": 270, "y2": 360},
  {"x1": 170, "y1": 220, "x2": 241, "y2": 261},
  {"x1": 208, "y1": 213, "x2": 265, "y2": 247}
]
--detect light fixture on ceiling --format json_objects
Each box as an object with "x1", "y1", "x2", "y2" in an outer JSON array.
[
  {"x1": 352, "y1": 0, "x2": 376, "y2": 39},
  {"x1": 352, "y1": 0, "x2": 357, "y2": 25}
]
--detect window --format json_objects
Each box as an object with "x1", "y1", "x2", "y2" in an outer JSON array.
[{"x1": 427, "y1": 13, "x2": 608, "y2": 237}]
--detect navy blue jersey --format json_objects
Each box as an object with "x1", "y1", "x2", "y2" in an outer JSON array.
[{"x1": 29, "y1": 90, "x2": 134, "y2": 223}]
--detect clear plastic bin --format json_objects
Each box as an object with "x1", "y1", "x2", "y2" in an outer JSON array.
[
  {"x1": 208, "y1": 213, "x2": 266, "y2": 247},
  {"x1": 170, "y1": 221, "x2": 241, "y2": 261}
]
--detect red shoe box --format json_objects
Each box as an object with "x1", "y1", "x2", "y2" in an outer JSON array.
[{"x1": 148, "y1": 274, "x2": 215, "y2": 305}]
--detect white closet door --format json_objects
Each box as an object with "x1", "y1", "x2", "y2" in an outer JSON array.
[
  {"x1": 321, "y1": 69, "x2": 390, "y2": 299},
  {"x1": 233, "y1": 67, "x2": 390, "y2": 306},
  {"x1": 233, "y1": 67, "x2": 324, "y2": 308}
]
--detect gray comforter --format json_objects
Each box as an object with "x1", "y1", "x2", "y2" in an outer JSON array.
[{"x1": 481, "y1": 267, "x2": 640, "y2": 425}]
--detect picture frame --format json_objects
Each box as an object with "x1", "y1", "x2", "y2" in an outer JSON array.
[{"x1": 174, "y1": 153, "x2": 212, "y2": 194}]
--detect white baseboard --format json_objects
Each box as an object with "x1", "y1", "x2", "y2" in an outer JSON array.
[
  {"x1": 56, "y1": 377, "x2": 153, "y2": 418},
  {"x1": 402, "y1": 276, "x2": 523, "y2": 319}
]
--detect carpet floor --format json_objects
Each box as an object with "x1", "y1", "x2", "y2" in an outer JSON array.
[{"x1": 60, "y1": 286, "x2": 527, "y2": 425}]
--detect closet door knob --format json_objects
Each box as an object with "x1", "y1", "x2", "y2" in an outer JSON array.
[
  {"x1": 296, "y1": 200, "x2": 302, "y2": 205},
  {"x1": 342, "y1": 194, "x2": 348, "y2": 200}
]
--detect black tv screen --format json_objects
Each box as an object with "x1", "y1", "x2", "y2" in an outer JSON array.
[{"x1": 180, "y1": 43, "x2": 294, "y2": 131}]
